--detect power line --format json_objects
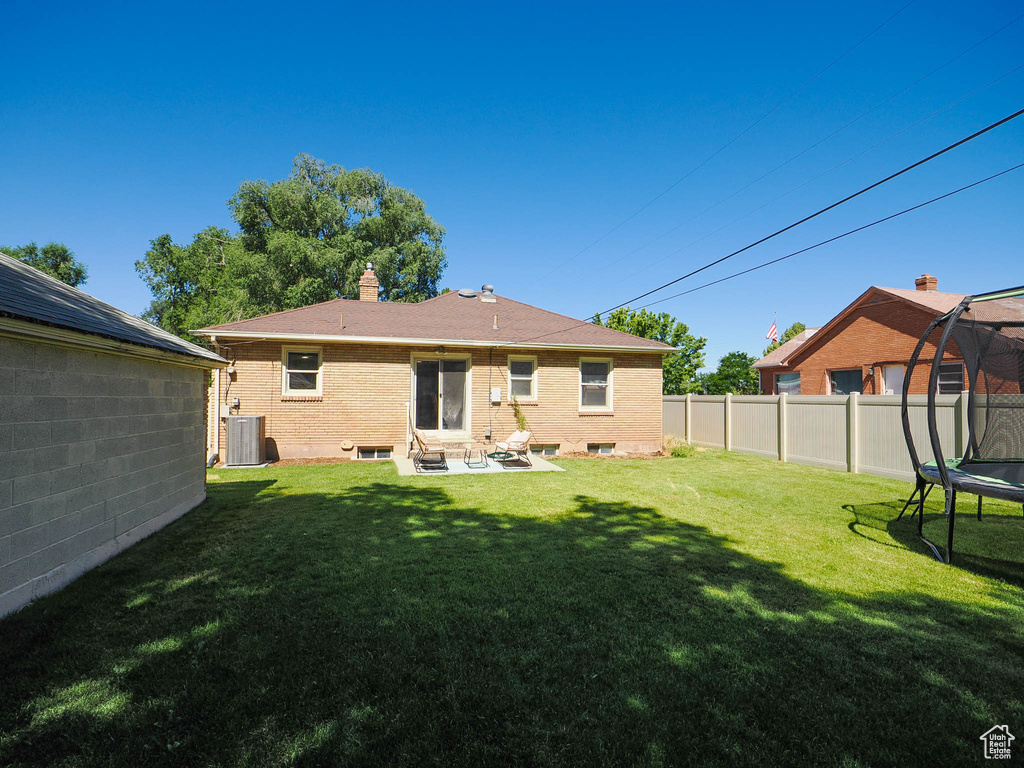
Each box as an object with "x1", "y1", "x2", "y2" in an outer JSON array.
[
  {"x1": 599, "y1": 11, "x2": 1024, "y2": 272},
  {"x1": 629, "y1": 163, "x2": 1024, "y2": 312},
  {"x1": 616, "y1": 61, "x2": 1024, "y2": 285},
  {"x1": 595, "y1": 106, "x2": 1024, "y2": 316},
  {"x1": 511, "y1": 161, "x2": 1024, "y2": 346},
  {"x1": 536, "y1": 0, "x2": 918, "y2": 281}
]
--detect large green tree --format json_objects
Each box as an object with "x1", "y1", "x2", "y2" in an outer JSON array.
[
  {"x1": 700, "y1": 351, "x2": 760, "y2": 395},
  {"x1": 137, "y1": 154, "x2": 446, "y2": 339},
  {"x1": 763, "y1": 321, "x2": 806, "y2": 356},
  {"x1": 2, "y1": 241, "x2": 88, "y2": 286},
  {"x1": 594, "y1": 307, "x2": 706, "y2": 395}
]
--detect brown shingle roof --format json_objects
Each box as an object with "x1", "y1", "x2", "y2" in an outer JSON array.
[
  {"x1": 753, "y1": 328, "x2": 819, "y2": 368},
  {"x1": 195, "y1": 292, "x2": 673, "y2": 352},
  {"x1": 874, "y1": 286, "x2": 965, "y2": 314}
]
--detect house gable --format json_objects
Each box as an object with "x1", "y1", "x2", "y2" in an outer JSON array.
[{"x1": 757, "y1": 282, "x2": 965, "y2": 395}]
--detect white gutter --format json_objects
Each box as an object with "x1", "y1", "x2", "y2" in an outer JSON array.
[
  {"x1": 0, "y1": 317, "x2": 226, "y2": 369},
  {"x1": 190, "y1": 330, "x2": 671, "y2": 354}
]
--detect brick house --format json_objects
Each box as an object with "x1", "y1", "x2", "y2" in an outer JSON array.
[
  {"x1": 1, "y1": 253, "x2": 225, "y2": 616},
  {"x1": 194, "y1": 266, "x2": 672, "y2": 461},
  {"x1": 754, "y1": 274, "x2": 966, "y2": 396}
]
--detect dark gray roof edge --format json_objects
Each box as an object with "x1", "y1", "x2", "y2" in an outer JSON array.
[{"x1": 0, "y1": 252, "x2": 226, "y2": 364}]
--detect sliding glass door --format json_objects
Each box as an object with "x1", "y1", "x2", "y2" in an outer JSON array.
[{"x1": 415, "y1": 359, "x2": 467, "y2": 431}]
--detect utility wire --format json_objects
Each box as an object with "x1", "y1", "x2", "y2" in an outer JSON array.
[
  {"x1": 630, "y1": 162, "x2": 1024, "y2": 311},
  {"x1": 601, "y1": 11, "x2": 1024, "y2": 271},
  {"x1": 618, "y1": 62, "x2": 1024, "y2": 284},
  {"x1": 595, "y1": 106, "x2": 1024, "y2": 316},
  {"x1": 511, "y1": 161, "x2": 1024, "y2": 345},
  {"x1": 537, "y1": 0, "x2": 918, "y2": 281}
]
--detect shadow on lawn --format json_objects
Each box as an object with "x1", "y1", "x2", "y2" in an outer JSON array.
[
  {"x1": 2, "y1": 480, "x2": 1024, "y2": 767},
  {"x1": 845, "y1": 496, "x2": 1024, "y2": 589}
]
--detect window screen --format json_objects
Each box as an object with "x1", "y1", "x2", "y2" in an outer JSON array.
[
  {"x1": 510, "y1": 359, "x2": 535, "y2": 398},
  {"x1": 285, "y1": 351, "x2": 320, "y2": 393},
  {"x1": 581, "y1": 362, "x2": 610, "y2": 407}
]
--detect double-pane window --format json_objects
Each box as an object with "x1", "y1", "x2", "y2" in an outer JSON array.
[
  {"x1": 283, "y1": 350, "x2": 321, "y2": 395},
  {"x1": 581, "y1": 361, "x2": 611, "y2": 408},
  {"x1": 509, "y1": 358, "x2": 536, "y2": 399}
]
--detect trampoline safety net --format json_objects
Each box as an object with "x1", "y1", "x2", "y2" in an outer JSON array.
[{"x1": 953, "y1": 294, "x2": 1024, "y2": 464}]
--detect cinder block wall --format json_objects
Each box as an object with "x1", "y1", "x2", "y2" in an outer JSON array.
[{"x1": 0, "y1": 336, "x2": 208, "y2": 617}]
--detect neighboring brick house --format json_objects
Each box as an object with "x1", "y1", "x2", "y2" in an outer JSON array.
[
  {"x1": 0, "y1": 253, "x2": 226, "y2": 617},
  {"x1": 754, "y1": 274, "x2": 966, "y2": 396},
  {"x1": 194, "y1": 266, "x2": 672, "y2": 461}
]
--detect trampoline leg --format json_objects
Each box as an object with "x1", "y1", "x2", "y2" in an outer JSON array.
[
  {"x1": 946, "y1": 491, "x2": 956, "y2": 564},
  {"x1": 898, "y1": 477, "x2": 924, "y2": 520},
  {"x1": 978, "y1": 495, "x2": 983, "y2": 521}
]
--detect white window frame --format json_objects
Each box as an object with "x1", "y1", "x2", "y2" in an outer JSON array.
[
  {"x1": 507, "y1": 355, "x2": 538, "y2": 402},
  {"x1": 409, "y1": 352, "x2": 473, "y2": 434},
  {"x1": 579, "y1": 358, "x2": 613, "y2": 411},
  {"x1": 281, "y1": 346, "x2": 323, "y2": 396},
  {"x1": 358, "y1": 447, "x2": 392, "y2": 460}
]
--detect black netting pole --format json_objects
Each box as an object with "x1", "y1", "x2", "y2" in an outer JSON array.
[
  {"x1": 902, "y1": 318, "x2": 943, "y2": 473},
  {"x1": 928, "y1": 300, "x2": 972, "y2": 491}
]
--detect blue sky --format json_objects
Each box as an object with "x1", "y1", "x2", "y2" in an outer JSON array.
[{"x1": 2, "y1": 0, "x2": 1021, "y2": 368}]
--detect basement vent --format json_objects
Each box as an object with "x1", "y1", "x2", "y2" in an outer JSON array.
[{"x1": 225, "y1": 415, "x2": 266, "y2": 466}]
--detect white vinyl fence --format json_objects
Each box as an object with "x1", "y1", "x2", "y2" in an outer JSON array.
[{"x1": 663, "y1": 393, "x2": 969, "y2": 482}]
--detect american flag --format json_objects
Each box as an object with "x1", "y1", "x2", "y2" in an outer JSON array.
[{"x1": 766, "y1": 321, "x2": 778, "y2": 343}]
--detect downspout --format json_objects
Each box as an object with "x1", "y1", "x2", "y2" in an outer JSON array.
[{"x1": 210, "y1": 335, "x2": 221, "y2": 466}]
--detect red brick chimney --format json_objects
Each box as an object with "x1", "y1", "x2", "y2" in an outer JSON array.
[
  {"x1": 358, "y1": 263, "x2": 379, "y2": 302},
  {"x1": 915, "y1": 273, "x2": 938, "y2": 292}
]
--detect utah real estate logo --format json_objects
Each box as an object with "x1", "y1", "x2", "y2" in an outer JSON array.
[{"x1": 979, "y1": 725, "x2": 1014, "y2": 760}]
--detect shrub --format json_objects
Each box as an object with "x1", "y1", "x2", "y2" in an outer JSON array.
[{"x1": 664, "y1": 436, "x2": 698, "y2": 458}]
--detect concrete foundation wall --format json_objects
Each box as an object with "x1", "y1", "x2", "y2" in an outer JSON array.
[{"x1": 0, "y1": 336, "x2": 208, "y2": 617}]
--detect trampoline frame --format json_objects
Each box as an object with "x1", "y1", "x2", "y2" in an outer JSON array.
[{"x1": 900, "y1": 284, "x2": 1024, "y2": 563}]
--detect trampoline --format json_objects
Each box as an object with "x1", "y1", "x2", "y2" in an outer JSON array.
[{"x1": 900, "y1": 284, "x2": 1024, "y2": 562}]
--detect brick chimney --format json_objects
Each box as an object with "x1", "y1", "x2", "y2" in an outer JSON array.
[
  {"x1": 915, "y1": 273, "x2": 938, "y2": 292},
  {"x1": 358, "y1": 263, "x2": 379, "y2": 302}
]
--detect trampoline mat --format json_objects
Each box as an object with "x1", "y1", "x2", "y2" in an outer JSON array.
[{"x1": 920, "y1": 459, "x2": 1024, "y2": 502}]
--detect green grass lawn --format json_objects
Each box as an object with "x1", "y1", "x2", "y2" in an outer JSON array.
[{"x1": 2, "y1": 452, "x2": 1024, "y2": 767}]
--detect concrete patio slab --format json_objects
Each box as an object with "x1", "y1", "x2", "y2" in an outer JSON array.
[{"x1": 394, "y1": 452, "x2": 564, "y2": 476}]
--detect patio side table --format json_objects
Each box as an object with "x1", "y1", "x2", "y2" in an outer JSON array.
[{"x1": 463, "y1": 443, "x2": 489, "y2": 469}]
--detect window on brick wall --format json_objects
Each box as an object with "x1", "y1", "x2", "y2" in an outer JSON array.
[
  {"x1": 775, "y1": 372, "x2": 800, "y2": 395},
  {"x1": 580, "y1": 359, "x2": 612, "y2": 410},
  {"x1": 282, "y1": 348, "x2": 322, "y2": 396},
  {"x1": 938, "y1": 362, "x2": 964, "y2": 394},
  {"x1": 829, "y1": 369, "x2": 863, "y2": 395},
  {"x1": 508, "y1": 356, "x2": 537, "y2": 400}
]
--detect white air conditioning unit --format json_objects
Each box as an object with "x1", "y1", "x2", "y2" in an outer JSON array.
[{"x1": 225, "y1": 415, "x2": 265, "y2": 466}]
